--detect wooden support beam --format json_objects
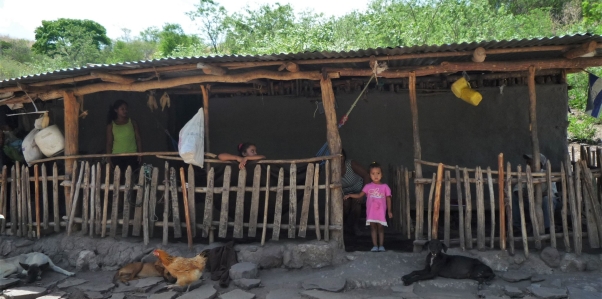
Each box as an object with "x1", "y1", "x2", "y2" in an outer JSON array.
[
  {"x1": 528, "y1": 66, "x2": 545, "y2": 234},
  {"x1": 197, "y1": 63, "x2": 227, "y2": 75},
  {"x1": 409, "y1": 71, "x2": 424, "y2": 242},
  {"x1": 63, "y1": 91, "x2": 79, "y2": 174},
  {"x1": 564, "y1": 41, "x2": 598, "y2": 59},
  {"x1": 320, "y1": 75, "x2": 343, "y2": 248},
  {"x1": 201, "y1": 85, "x2": 211, "y2": 163},
  {"x1": 90, "y1": 72, "x2": 135, "y2": 84}
]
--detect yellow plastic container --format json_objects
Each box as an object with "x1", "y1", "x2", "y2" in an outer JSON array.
[
  {"x1": 451, "y1": 77, "x2": 469, "y2": 98},
  {"x1": 460, "y1": 88, "x2": 483, "y2": 106}
]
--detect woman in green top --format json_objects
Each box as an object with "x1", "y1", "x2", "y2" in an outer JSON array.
[{"x1": 106, "y1": 100, "x2": 142, "y2": 171}]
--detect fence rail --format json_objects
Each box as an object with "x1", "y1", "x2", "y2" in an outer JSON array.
[{"x1": 0, "y1": 156, "x2": 339, "y2": 248}]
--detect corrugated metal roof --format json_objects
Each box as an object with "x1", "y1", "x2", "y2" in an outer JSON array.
[{"x1": 2, "y1": 34, "x2": 601, "y2": 88}]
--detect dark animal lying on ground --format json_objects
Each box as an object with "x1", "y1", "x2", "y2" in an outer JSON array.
[
  {"x1": 402, "y1": 239, "x2": 495, "y2": 288},
  {"x1": 113, "y1": 260, "x2": 176, "y2": 285},
  {"x1": 0, "y1": 252, "x2": 75, "y2": 283}
]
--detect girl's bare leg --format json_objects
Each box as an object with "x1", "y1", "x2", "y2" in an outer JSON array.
[
  {"x1": 378, "y1": 224, "x2": 385, "y2": 246},
  {"x1": 370, "y1": 223, "x2": 378, "y2": 247}
]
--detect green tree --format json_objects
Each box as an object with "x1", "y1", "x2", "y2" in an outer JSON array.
[
  {"x1": 32, "y1": 19, "x2": 111, "y2": 65},
  {"x1": 157, "y1": 23, "x2": 201, "y2": 56},
  {"x1": 187, "y1": 0, "x2": 228, "y2": 53}
]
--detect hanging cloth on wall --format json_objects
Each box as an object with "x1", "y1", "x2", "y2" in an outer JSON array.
[{"x1": 585, "y1": 73, "x2": 602, "y2": 118}]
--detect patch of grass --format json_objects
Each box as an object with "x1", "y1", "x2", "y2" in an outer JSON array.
[{"x1": 568, "y1": 114, "x2": 597, "y2": 144}]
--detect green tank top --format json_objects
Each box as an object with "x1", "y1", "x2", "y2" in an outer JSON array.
[{"x1": 112, "y1": 119, "x2": 138, "y2": 154}]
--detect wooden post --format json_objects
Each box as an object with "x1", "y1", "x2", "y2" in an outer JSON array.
[
  {"x1": 234, "y1": 168, "x2": 247, "y2": 239},
  {"x1": 299, "y1": 163, "x2": 315, "y2": 238},
  {"x1": 41, "y1": 164, "x2": 48, "y2": 230},
  {"x1": 201, "y1": 85, "x2": 210, "y2": 167},
  {"x1": 517, "y1": 166, "x2": 529, "y2": 257},
  {"x1": 187, "y1": 165, "x2": 196, "y2": 237},
  {"x1": 476, "y1": 167, "x2": 486, "y2": 250},
  {"x1": 163, "y1": 162, "x2": 171, "y2": 245},
  {"x1": 324, "y1": 160, "x2": 330, "y2": 241},
  {"x1": 34, "y1": 165, "x2": 40, "y2": 239},
  {"x1": 498, "y1": 154, "x2": 506, "y2": 250},
  {"x1": 10, "y1": 166, "x2": 16, "y2": 235},
  {"x1": 546, "y1": 161, "x2": 557, "y2": 248},
  {"x1": 202, "y1": 167, "x2": 214, "y2": 240},
  {"x1": 53, "y1": 164, "x2": 60, "y2": 233},
  {"x1": 63, "y1": 91, "x2": 79, "y2": 219},
  {"x1": 218, "y1": 166, "x2": 231, "y2": 238},
  {"x1": 260, "y1": 165, "x2": 271, "y2": 245},
  {"x1": 81, "y1": 162, "x2": 90, "y2": 236},
  {"x1": 179, "y1": 168, "x2": 193, "y2": 249},
  {"x1": 487, "y1": 167, "x2": 496, "y2": 249},
  {"x1": 272, "y1": 168, "x2": 284, "y2": 241},
  {"x1": 101, "y1": 163, "x2": 110, "y2": 238},
  {"x1": 94, "y1": 163, "x2": 101, "y2": 235},
  {"x1": 109, "y1": 166, "x2": 121, "y2": 238},
  {"x1": 409, "y1": 72, "x2": 424, "y2": 241},
  {"x1": 0, "y1": 166, "x2": 6, "y2": 234},
  {"x1": 427, "y1": 173, "x2": 436, "y2": 240},
  {"x1": 432, "y1": 164, "x2": 444, "y2": 239},
  {"x1": 527, "y1": 66, "x2": 545, "y2": 235},
  {"x1": 566, "y1": 157, "x2": 581, "y2": 255},
  {"x1": 455, "y1": 166, "x2": 465, "y2": 250},
  {"x1": 506, "y1": 162, "x2": 514, "y2": 255},
  {"x1": 288, "y1": 163, "x2": 297, "y2": 238},
  {"x1": 560, "y1": 162, "x2": 571, "y2": 252},
  {"x1": 443, "y1": 170, "x2": 451, "y2": 247},
  {"x1": 312, "y1": 163, "x2": 321, "y2": 240},
  {"x1": 121, "y1": 166, "x2": 132, "y2": 237},
  {"x1": 526, "y1": 165, "x2": 542, "y2": 250},
  {"x1": 320, "y1": 76, "x2": 343, "y2": 248},
  {"x1": 169, "y1": 167, "x2": 182, "y2": 238},
  {"x1": 463, "y1": 168, "x2": 473, "y2": 249},
  {"x1": 248, "y1": 165, "x2": 261, "y2": 238}
]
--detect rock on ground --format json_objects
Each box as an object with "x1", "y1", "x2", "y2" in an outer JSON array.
[
  {"x1": 178, "y1": 284, "x2": 217, "y2": 299},
  {"x1": 540, "y1": 247, "x2": 560, "y2": 268},
  {"x1": 76, "y1": 250, "x2": 99, "y2": 272},
  {"x1": 57, "y1": 278, "x2": 87, "y2": 289},
  {"x1": 498, "y1": 270, "x2": 532, "y2": 282},
  {"x1": 0, "y1": 278, "x2": 20, "y2": 290},
  {"x1": 300, "y1": 290, "x2": 348, "y2": 299},
  {"x1": 567, "y1": 286, "x2": 601, "y2": 299},
  {"x1": 2, "y1": 286, "x2": 48, "y2": 299},
  {"x1": 504, "y1": 285, "x2": 523, "y2": 297},
  {"x1": 302, "y1": 277, "x2": 346, "y2": 292},
  {"x1": 266, "y1": 289, "x2": 302, "y2": 299},
  {"x1": 527, "y1": 286, "x2": 568, "y2": 299},
  {"x1": 560, "y1": 254, "x2": 586, "y2": 272},
  {"x1": 148, "y1": 291, "x2": 178, "y2": 299},
  {"x1": 229, "y1": 262, "x2": 258, "y2": 280},
  {"x1": 233, "y1": 278, "x2": 261, "y2": 290},
  {"x1": 219, "y1": 289, "x2": 256, "y2": 299}
]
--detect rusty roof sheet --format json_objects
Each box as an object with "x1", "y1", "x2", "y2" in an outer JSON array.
[{"x1": 2, "y1": 33, "x2": 602, "y2": 88}]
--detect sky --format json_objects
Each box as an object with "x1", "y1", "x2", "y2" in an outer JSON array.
[{"x1": 0, "y1": 0, "x2": 372, "y2": 41}]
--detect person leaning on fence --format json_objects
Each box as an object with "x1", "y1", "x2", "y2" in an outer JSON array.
[
  {"x1": 341, "y1": 149, "x2": 372, "y2": 236},
  {"x1": 511, "y1": 153, "x2": 559, "y2": 235},
  {"x1": 217, "y1": 142, "x2": 266, "y2": 170}
]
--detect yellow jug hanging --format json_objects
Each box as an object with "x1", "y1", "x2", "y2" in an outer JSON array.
[{"x1": 451, "y1": 77, "x2": 482, "y2": 106}]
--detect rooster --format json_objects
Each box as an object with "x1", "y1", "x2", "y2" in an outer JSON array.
[{"x1": 152, "y1": 249, "x2": 207, "y2": 291}]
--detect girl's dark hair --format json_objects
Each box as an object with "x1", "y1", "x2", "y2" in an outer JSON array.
[
  {"x1": 238, "y1": 142, "x2": 255, "y2": 156},
  {"x1": 369, "y1": 162, "x2": 381, "y2": 170},
  {"x1": 107, "y1": 100, "x2": 128, "y2": 123},
  {"x1": 341, "y1": 149, "x2": 347, "y2": 161}
]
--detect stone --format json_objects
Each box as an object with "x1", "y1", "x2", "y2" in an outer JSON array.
[
  {"x1": 514, "y1": 255, "x2": 526, "y2": 265},
  {"x1": 2, "y1": 286, "x2": 47, "y2": 299},
  {"x1": 283, "y1": 242, "x2": 334, "y2": 269},
  {"x1": 75, "y1": 283, "x2": 114, "y2": 293},
  {"x1": 38, "y1": 292, "x2": 66, "y2": 299},
  {"x1": 300, "y1": 290, "x2": 348, "y2": 299},
  {"x1": 302, "y1": 277, "x2": 346, "y2": 292},
  {"x1": 0, "y1": 278, "x2": 20, "y2": 290},
  {"x1": 469, "y1": 250, "x2": 510, "y2": 272},
  {"x1": 391, "y1": 284, "x2": 414, "y2": 293},
  {"x1": 559, "y1": 254, "x2": 586, "y2": 272},
  {"x1": 229, "y1": 262, "x2": 258, "y2": 280},
  {"x1": 84, "y1": 292, "x2": 103, "y2": 299},
  {"x1": 149, "y1": 291, "x2": 179, "y2": 299},
  {"x1": 531, "y1": 274, "x2": 546, "y2": 282},
  {"x1": 567, "y1": 286, "x2": 601, "y2": 299},
  {"x1": 219, "y1": 289, "x2": 256, "y2": 299},
  {"x1": 57, "y1": 278, "x2": 88, "y2": 289},
  {"x1": 233, "y1": 278, "x2": 261, "y2": 290},
  {"x1": 498, "y1": 270, "x2": 531, "y2": 282},
  {"x1": 110, "y1": 294, "x2": 125, "y2": 299},
  {"x1": 170, "y1": 279, "x2": 204, "y2": 293},
  {"x1": 266, "y1": 289, "x2": 301, "y2": 299},
  {"x1": 134, "y1": 277, "x2": 164, "y2": 288},
  {"x1": 550, "y1": 279, "x2": 562, "y2": 288},
  {"x1": 345, "y1": 255, "x2": 356, "y2": 261},
  {"x1": 178, "y1": 284, "x2": 217, "y2": 299},
  {"x1": 540, "y1": 247, "x2": 560, "y2": 268},
  {"x1": 67, "y1": 289, "x2": 87, "y2": 299},
  {"x1": 76, "y1": 250, "x2": 99, "y2": 272},
  {"x1": 527, "y1": 286, "x2": 567, "y2": 299},
  {"x1": 504, "y1": 286, "x2": 523, "y2": 297}
]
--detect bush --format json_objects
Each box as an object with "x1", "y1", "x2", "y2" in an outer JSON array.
[{"x1": 568, "y1": 114, "x2": 597, "y2": 143}]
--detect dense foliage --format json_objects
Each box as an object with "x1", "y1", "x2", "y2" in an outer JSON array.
[{"x1": 1, "y1": 0, "x2": 601, "y2": 140}]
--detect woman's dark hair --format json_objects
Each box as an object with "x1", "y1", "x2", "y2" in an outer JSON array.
[
  {"x1": 341, "y1": 149, "x2": 347, "y2": 161},
  {"x1": 107, "y1": 100, "x2": 128, "y2": 124},
  {"x1": 238, "y1": 142, "x2": 255, "y2": 156},
  {"x1": 369, "y1": 162, "x2": 381, "y2": 171}
]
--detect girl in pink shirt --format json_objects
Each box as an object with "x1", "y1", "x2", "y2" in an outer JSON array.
[{"x1": 344, "y1": 162, "x2": 392, "y2": 252}]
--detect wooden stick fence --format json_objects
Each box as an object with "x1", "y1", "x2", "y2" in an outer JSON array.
[{"x1": 0, "y1": 158, "x2": 339, "y2": 246}]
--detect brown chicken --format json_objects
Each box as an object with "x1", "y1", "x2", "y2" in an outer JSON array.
[
  {"x1": 113, "y1": 260, "x2": 175, "y2": 285},
  {"x1": 153, "y1": 249, "x2": 207, "y2": 290}
]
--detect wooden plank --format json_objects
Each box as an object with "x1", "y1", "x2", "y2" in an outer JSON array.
[
  {"x1": 34, "y1": 165, "x2": 40, "y2": 238},
  {"x1": 0, "y1": 166, "x2": 6, "y2": 234},
  {"x1": 233, "y1": 168, "x2": 247, "y2": 238},
  {"x1": 410, "y1": 71, "x2": 424, "y2": 240},
  {"x1": 427, "y1": 173, "x2": 436, "y2": 240},
  {"x1": 272, "y1": 168, "x2": 284, "y2": 241},
  {"x1": 16, "y1": 164, "x2": 22, "y2": 236},
  {"x1": 81, "y1": 162, "x2": 90, "y2": 235},
  {"x1": 398, "y1": 166, "x2": 404, "y2": 234},
  {"x1": 187, "y1": 165, "x2": 196, "y2": 237},
  {"x1": 132, "y1": 169, "x2": 145, "y2": 237},
  {"x1": 41, "y1": 164, "x2": 48, "y2": 230},
  {"x1": 405, "y1": 168, "x2": 411, "y2": 239},
  {"x1": 10, "y1": 166, "x2": 16, "y2": 235},
  {"x1": 575, "y1": 162, "x2": 583, "y2": 255},
  {"x1": 476, "y1": 167, "x2": 486, "y2": 251},
  {"x1": 53, "y1": 164, "x2": 60, "y2": 233},
  {"x1": 312, "y1": 163, "x2": 321, "y2": 240},
  {"x1": 121, "y1": 166, "x2": 132, "y2": 237},
  {"x1": 248, "y1": 165, "x2": 261, "y2": 238},
  {"x1": 444, "y1": 170, "x2": 451, "y2": 247},
  {"x1": 299, "y1": 163, "x2": 315, "y2": 238},
  {"x1": 567, "y1": 158, "x2": 581, "y2": 254},
  {"x1": 67, "y1": 161, "x2": 77, "y2": 219},
  {"x1": 142, "y1": 167, "x2": 153, "y2": 245},
  {"x1": 506, "y1": 162, "x2": 514, "y2": 255},
  {"x1": 68, "y1": 162, "x2": 85, "y2": 236},
  {"x1": 432, "y1": 164, "x2": 444, "y2": 239},
  {"x1": 486, "y1": 167, "x2": 496, "y2": 249},
  {"x1": 149, "y1": 167, "x2": 159, "y2": 239},
  {"x1": 169, "y1": 167, "x2": 182, "y2": 238},
  {"x1": 455, "y1": 166, "x2": 465, "y2": 251},
  {"x1": 89, "y1": 165, "x2": 96, "y2": 237},
  {"x1": 288, "y1": 163, "x2": 297, "y2": 238},
  {"x1": 25, "y1": 167, "x2": 32, "y2": 237},
  {"x1": 463, "y1": 168, "x2": 473, "y2": 249},
  {"x1": 163, "y1": 162, "x2": 170, "y2": 245},
  {"x1": 498, "y1": 154, "x2": 505, "y2": 250},
  {"x1": 324, "y1": 161, "x2": 331, "y2": 241},
  {"x1": 526, "y1": 165, "x2": 542, "y2": 250},
  {"x1": 261, "y1": 165, "x2": 271, "y2": 245},
  {"x1": 218, "y1": 165, "x2": 232, "y2": 238},
  {"x1": 203, "y1": 167, "x2": 215, "y2": 239},
  {"x1": 179, "y1": 167, "x2": 192, "y2": 248},
  {"x1": 560, "y1": 162, "x2": 571, "y2": 252},
  {"x1": 517, "y1": 166, "x2": 529, "y2": 258},
  {"x1": 582, "y1": 160, "x2": 602, "y2": 244},
  {"x1": 94, "y1": 163, "x2": 101, "y2": 235},
  {"x1": 578, "y1": 160, "x2": 600, "y2": 248},
  {"x1": 101, "y1": 163, "x2": 110, "y2": 237},
  {"x1": 546, "y1": 161, "x2": 557, "y2": 248},
  {"x1": 109, "y1": 166, "x2": 121, "y2": 238}
]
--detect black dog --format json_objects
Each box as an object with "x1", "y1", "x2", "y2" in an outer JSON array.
[{"x1": 402, "y1": 240, "x2": 495, "y2": 288}]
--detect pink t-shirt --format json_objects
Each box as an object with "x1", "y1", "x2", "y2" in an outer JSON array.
[{"x1": 362, "y1": 182, "x2": 392, "y2": 226}]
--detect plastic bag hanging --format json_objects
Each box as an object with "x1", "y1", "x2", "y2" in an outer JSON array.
[
  {"x1": 178, "y1": 108, "x2": 205, "y2": 167},
  {"x1": 451, "y1": 72, "x2": 482, "y2": 106}
]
